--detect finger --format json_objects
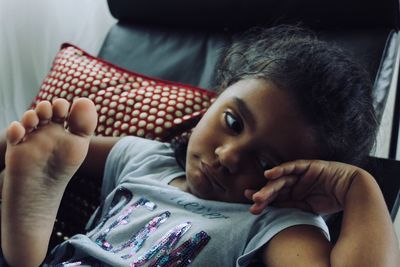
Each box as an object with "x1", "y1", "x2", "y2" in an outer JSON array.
[
  {"x1": 264, "y1": 160, "x2": 328, "y2": 180},
  {"x1": 249, "y1": 175, "x2": 298, "y2": 213},
  {"x1": 291, "y1": 164, "x2": 324, "y2": 200},
  {"x1": 252, "y1": 176, "x2": 294, "y2": 203},
  {"x1": 274, "y1": 187, "x2": 291, "y2": 202},
  {"x1": 244, "y1": 189, "x2": 257, "y2": 200},
  {"x1": 249, "y1": 190, "x2": 279, "y2": 214}
]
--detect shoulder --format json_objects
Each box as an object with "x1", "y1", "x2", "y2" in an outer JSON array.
[
  {"x1": 115, "y1": 135, "x2": 171, "y2": 151},
  {"x1": 110, "y1": 136, "x2": 174, "y2": 160},
  {"x1": 103, "y1": 136, "x2": 179, "y2": 183},
  {"x1": 237, "y1": 208, "x2": 330, "y2": 266},
  {"x1": 261, "y1": 225, "x2": 332, "y2": 267}
]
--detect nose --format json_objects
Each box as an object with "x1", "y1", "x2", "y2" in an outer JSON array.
[{"x1": 214, "y1": 142, "x2": 244, "y2": 174}]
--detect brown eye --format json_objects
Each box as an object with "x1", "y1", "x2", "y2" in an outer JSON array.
[{"x1": 224, "y1": 111, "x2": 243, "y2": 134}]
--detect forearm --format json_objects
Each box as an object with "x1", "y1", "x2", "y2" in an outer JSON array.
[
  {"x1": 331, "y1": 169, "x2": 400, "y2": 267},
  {"x1": 77, "y1": 135, "x2": 120, "y2": 178}
]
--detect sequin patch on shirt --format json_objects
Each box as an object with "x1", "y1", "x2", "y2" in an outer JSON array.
[
  {"x1": 92, "y1": 187, "x2": 133, "y2": 232},
  {"x1": 149, "y1": 230, "x2": 211, "y2": 267},
  {"x1": 114, "y1": 211, "x2": 171, "y2": 256},
  {"x1": 131, "y1": 222, "x2": 192, "y2": 266},
  {"x1": 55, "y1": 256, "x2": 103, "y2": 267},
  {"x1": 90, "y1": 195, "x2": 211, "y2": 266},
  {"x1": 95, "y1": 197, "x2": 154, "y2": 250}
]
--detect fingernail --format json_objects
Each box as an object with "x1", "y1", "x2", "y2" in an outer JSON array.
[
  {"x1": 264, "y1": 169, "x2": 273, "y2": 176},
  {"x1": 244, "y1": 189, "x2": 256, "y2": 200}
]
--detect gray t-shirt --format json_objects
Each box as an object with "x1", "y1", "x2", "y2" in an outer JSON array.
[{"x1": 46, "y1": 136, "x2": 329, "y2": 267}]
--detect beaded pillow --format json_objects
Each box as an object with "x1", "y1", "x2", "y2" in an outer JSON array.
[{"x1": 31, "y1": 43, "x2": 217, "y2": 141}]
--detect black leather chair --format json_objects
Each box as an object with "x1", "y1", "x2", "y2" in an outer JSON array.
[{"x1": 50, "y1": 0, "x2": 400, "y2": 260}]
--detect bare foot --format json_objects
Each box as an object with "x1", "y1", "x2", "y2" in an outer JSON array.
[{"x1": 1, "y1": 98, "x2": 97, "y2": 267}]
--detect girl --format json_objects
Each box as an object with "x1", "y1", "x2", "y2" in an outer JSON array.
[{"x1": 1, "y1": 25, "x2": 399, "y2": 267}]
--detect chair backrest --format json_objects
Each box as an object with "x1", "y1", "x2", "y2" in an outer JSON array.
[
  {"x1": 99, "y1": 0, "x2": 400, "y2": 239},
  {"x1": 107, "y1": 0, "x2": 399, "y2": 29},
  {"x1": 100, "y1": 0, "x2": 400, "y2": 121}
]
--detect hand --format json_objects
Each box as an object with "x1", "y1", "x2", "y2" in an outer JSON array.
[{"x1": 245, "y1": 160, "x2": 363, "y2": 215}]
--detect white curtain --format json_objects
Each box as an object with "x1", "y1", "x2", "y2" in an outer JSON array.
[{"x1": 0, "y1": 0, "x2": 116, "y2": 129}]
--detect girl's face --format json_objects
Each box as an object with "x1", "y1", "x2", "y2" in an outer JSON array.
[{"x1": 184, "y1": 78, "x2": 319, "y2": 203}]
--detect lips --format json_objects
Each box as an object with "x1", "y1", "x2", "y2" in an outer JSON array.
[{"x1": 200, "y1": 161, "x2": 225, "y2": 191}]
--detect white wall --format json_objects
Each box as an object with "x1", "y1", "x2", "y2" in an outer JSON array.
[{"x1": 0, "y1": 0, "x2": 116, "y2": 129}]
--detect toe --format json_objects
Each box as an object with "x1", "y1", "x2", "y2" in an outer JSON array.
[
  {"x1": 6, "y1": 121, "x2": 26, "y2": 145},
  {"x1": 67, "y1": 98, "x2": 98, "y2": 137},
  {"x1": 52, "y1": 98, "x2": 70, "y2": 123},
  {"x1": 35, "y1": 101, "x2": 52, "y2": 126},
  {"x1": 21, "y1": 110, "x2": 39, "y2": 132}
]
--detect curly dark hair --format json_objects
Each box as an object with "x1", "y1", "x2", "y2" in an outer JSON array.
[{"x1": 173, "y1": 25, "x2": 377, "y2": 168}]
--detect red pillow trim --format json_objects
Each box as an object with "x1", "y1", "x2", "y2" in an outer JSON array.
[{"x1": 31, "y1": 43, "x2": 217, "y2": 141}]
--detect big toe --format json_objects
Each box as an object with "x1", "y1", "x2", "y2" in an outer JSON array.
[{"x1": 67, "y1": 98, "x2": 98, "y2": 137}]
